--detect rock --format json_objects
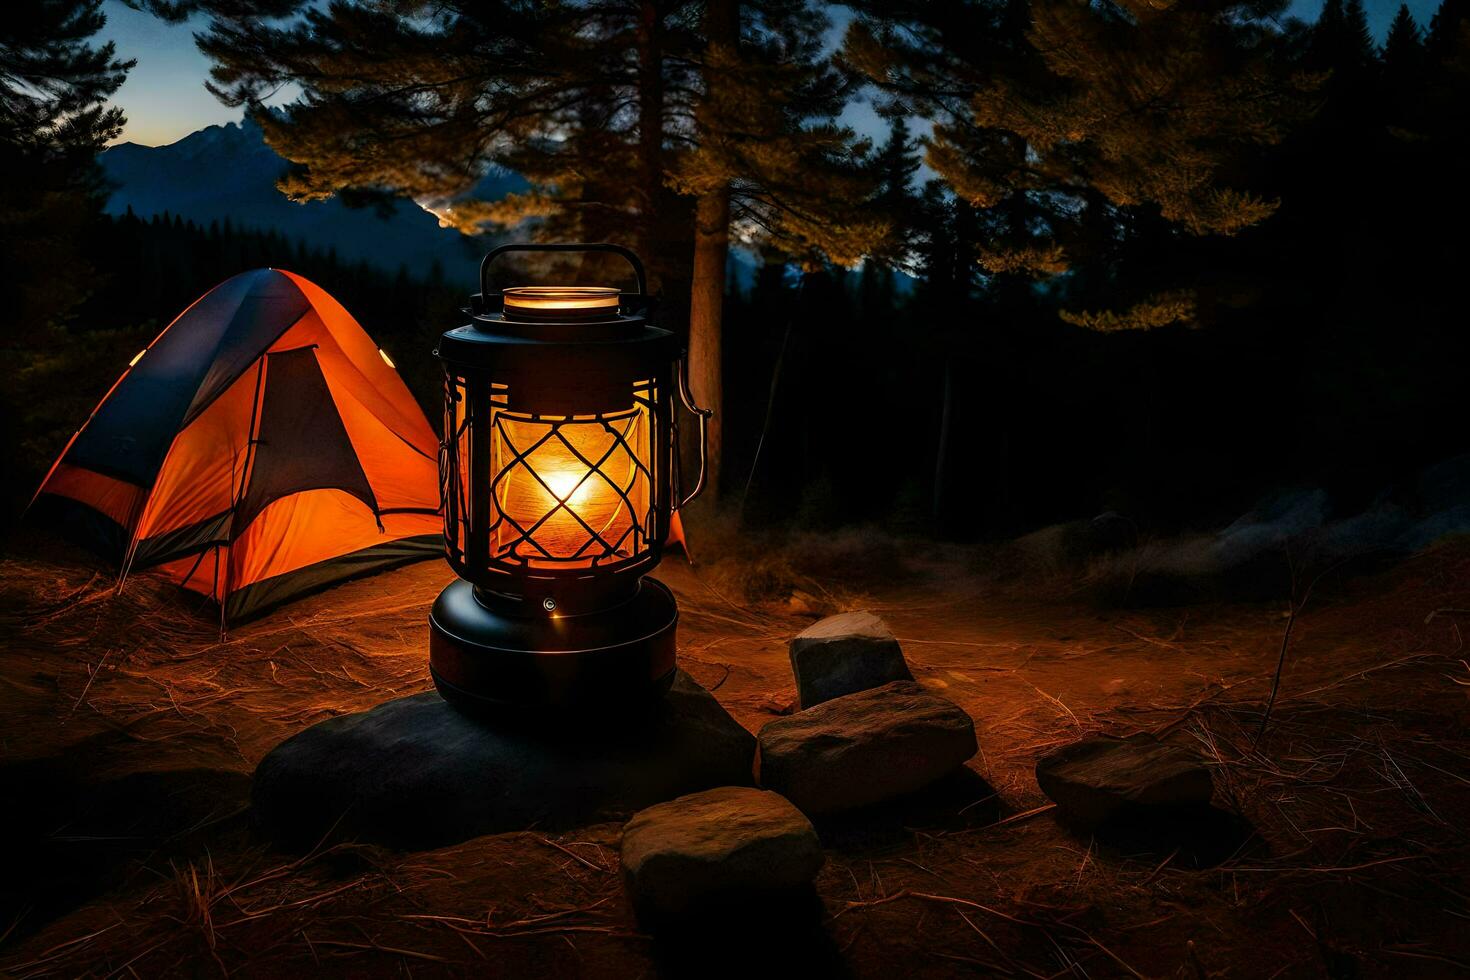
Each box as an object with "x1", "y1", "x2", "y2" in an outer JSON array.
[
  {"x1": 620, "y1": 786, "x2": 823, "y2": 923},
  {"x1": 252, "y1": 670, "x2": 755, "y2": 849},
  {"x1": 1035, "y1": 734, "x2": 1213, "y2": 825},
  {"x1": 1079, "y1": 511, "x2": 1137, "y2": 555},
  {"x1": 788, "y1": 610, "x2": 912, "y2": 709},
  {"x1": 1059, "y1": 511, "x2": 1137, "y2": 561},
  {"x1": 757, "y1": 681, "x2": 977, "y2": 816}
]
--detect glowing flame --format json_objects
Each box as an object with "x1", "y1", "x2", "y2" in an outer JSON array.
[
  {"x1": 486, "y1": 408, "x2": 651, "y2": 567},
  {"x1": 503, "y1": 286, "x2": 619, "y2": 315},
  {"x1": 543, "y1": 467, "x2": 591, "y2": 505},
  {"x1": 379, "y1": 347, "x2": 395, "y2": 368},
  {"x1": 129, "y1": 349, "x2": 146, "y2": 367}
]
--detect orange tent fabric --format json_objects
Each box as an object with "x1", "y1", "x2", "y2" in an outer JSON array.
[
  {"x1": 32, "y1": 269, "x2": 441, "y2": 622},
  {"x1": 665, "y1": 509, "x2": 689, "y2": 559}
]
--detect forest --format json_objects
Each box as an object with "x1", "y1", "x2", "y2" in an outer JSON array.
[{"x1": 4, "y1": 0, "x2": 1468, "y2": 540}]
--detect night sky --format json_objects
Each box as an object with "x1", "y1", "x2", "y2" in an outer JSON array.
[{"x1": 102, "y1": 0, "x2": 1445, "y2": 147}]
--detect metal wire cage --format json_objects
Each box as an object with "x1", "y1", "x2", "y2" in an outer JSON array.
[
  {"x1": 435, "y1": 243, "x2": 704, "y2": 610},
  {"x1": 441, "y1": 370, "x2": 670, "y2": 591}
]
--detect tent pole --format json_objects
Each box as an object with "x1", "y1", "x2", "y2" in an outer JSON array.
[
  {"x1": 219, "y1": 358, "x2": 269, "y2": 637},
  {"x1": 217, "y1": 546, "x2": 228, "y2": 641},
  {"x1": 114, "y1": 493, "x2": 150, "y2": 595}
]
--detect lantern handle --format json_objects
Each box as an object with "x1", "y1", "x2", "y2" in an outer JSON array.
[
  {"x1": 675, "y1": 356, "x2": 713, "y2": 510},
  {"x1": 478, "y1": 242, "x2": 648, "y2": 304}
]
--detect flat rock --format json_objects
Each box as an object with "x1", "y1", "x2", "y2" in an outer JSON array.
[
  {"x1": 1036, "y1": 734, "x2": 1213, "y2": 825},
  {"x1": 252, "y1": 670, "x2": 755, "y2": 849},
  {"x1": 757, "y1": 681, "x2": 977, "y2": 816},
  {"x1": 620, "y1": 787, "x2": 823, "y2": 923},
  {"x1": 789, "y1": 610, "x2": 912, "y2": 709}
]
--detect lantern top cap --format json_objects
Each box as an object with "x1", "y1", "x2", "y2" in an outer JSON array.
[{"x1": 502, "y1": 285, "x2": 621, "y2": 321}]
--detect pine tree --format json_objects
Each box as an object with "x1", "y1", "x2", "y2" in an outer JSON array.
[
  {"x1": 844, "y1": 0, "x2": 1313, "y2": 331},
  {"x1": 1421, "y1": 0, "x2": 1470, "y2": 210},
  {"x1": 1, "y1": 0, "x2": 133, "y2": 341},
  {"x1": 147, "y1": 0, "x2": 881, "y2": 495},
  {"x1": 1382, "y1": 5, "x2": 1427, "y2": 119},
  {"x1": 1384, "y1": 5, "x2": 1426, "y2": 67},
  {"x1": 865, "y1": 118, "x2": 923, "y2": 269},
  {"x1": 1426, "y1": 0, "x2": 1470, "y2": 62},
  {"x1": 910, "y1": 182, "x2": 981, "y2": 307},
  {"x1": 665, "y1": 0, "x2": 884, "y2": 495},
  {"x1": 1344, "y1": 0, "x2": 1375, "y2": 50},
  {"x1": 2, "y1": 2, "x2": 140, "y2": 520},
  {"x1": 1309, "y1": 0, "x2": 1380, "y2": 90},
  {"x1": 853, "y1": 120, "x2": 922, "y2": 339},
  {"x1": 1, "y1": 1, "x2": 131, "y2": 156}
]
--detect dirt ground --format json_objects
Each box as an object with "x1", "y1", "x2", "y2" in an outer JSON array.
[{"x1": 1, "y1": 531, "x2": 1467, "y2": 978}]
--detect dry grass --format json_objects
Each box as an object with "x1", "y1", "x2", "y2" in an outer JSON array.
[
  {"x1": 692, "y1": 517, "x2": 930, "y2": 617},
  {"x1": 1, "y1": 531, "x2": 1467, "y2": 976},
  {"x1": 1, "y1": 829, "x2": 644, "y2": 978}
]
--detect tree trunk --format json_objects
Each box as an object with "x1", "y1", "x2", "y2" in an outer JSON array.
[
  {"x1": 689, "y1": 189, "x2": 729, "y2": 499},
  {"x1": 933, "y1": 357, "x2": 954, "y2": 524},
  {"x1": 687, "y1": 0, "x2": 739, "y2": 500},
  {"x1": 636, "y1": 1, "x2": 666, "y2": 291}
]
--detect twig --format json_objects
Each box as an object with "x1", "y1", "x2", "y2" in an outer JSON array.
[
  {"x1": 1140, "y1": 847, "x2": 1180, "y2": 886},
  {"x1": 307, "y1": 939, "x2": 449, "y2": 963},
  {"x1": 67, "y1": 647, "x2": 115, "y2": 718},
  {"x1": 1288, "y1": 908, "x2": 1316, "y2": 938},
  {"x1": 1253, "y1": 555, "x2": 1352, "y2": 749},
  {"x1": 953, "y1": 908, "x2": 1027, "y2": 978},
  {"x1": 1225, "y1": 854, "x2": 1423, "y2": 873},
  {"x1": 1029, "y1": 684, "x2": 1080, "y2": 728},
  {"x1": 1424, "y1": 608, "x2": 1470, "y2": 624},
  {"x1": 535, "y1": 836, "x2": 610, "y2": 874},
  {"x1": 911, "y1": 891, "x2": 1033, "y2": 928},
  {"x1": 986, "y1": 803, "x2": 1057, "y2": 830},
  {"x1": 706, "y1": 663, "x2": 732, "y2": 691},
  {"x1": 1380, "y1": 945, "x2": 1470, "y2": 970},
  {"x1": 1085, "y1": 934, "x2": 1147, "y2": 979}
]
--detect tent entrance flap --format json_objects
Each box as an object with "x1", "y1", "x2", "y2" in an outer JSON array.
[{"x1": 234, "y1": 346, "x2": 380, "y2": 533}]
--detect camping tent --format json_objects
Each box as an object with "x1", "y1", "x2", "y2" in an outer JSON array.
[{"x1": 31, "y1": 268, "x2": 442, "y2": 622}]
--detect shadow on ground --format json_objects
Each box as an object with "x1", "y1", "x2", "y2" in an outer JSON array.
[
  {"x1": 648, "y1": 886, "x2": 849, "y2": 979},
  {"x1": 814, "y1": 768, "x2": 1002, "y2": 851},
  {"x1": 0, "y1": 740, "x2": 251, "y2": 943},
  {"x1": 1068, "y1": 803, "x2": 1261, "y2": 869}
]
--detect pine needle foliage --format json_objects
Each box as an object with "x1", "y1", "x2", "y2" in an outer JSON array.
[
  {"x1": 135, "y1": 1, "x2": 882, "y2": 293},
  {"x1": 842, "y1": 0, "x2": 1316, "y2": 330},
  {"x1": 1, "y1": 1, "x2": 134, "y2": 338}
]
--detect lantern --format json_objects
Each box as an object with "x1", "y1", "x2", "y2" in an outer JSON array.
[{"x1": 430, "y1": 243, "x2": 710, "y2": 715}]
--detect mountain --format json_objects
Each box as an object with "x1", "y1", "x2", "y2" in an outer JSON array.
[
  {"x1": 99, "y1": 118, "x2": 897, "y2": 296},
  {"x1": 101, "y1": 118, "x2": 525, "y2": 282}
]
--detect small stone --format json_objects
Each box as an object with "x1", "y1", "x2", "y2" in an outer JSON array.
[
  {"x1": 252, "y1": 670, "x2": 755, "y2": 849},
  {"x1": 757, "y1": 681, "x2": 977, "y2": 816},
  {"x1": 620, "y1": 787, "x2": 822, "y2": 923},
  {"x1": 789, "y1": 610, "x2": 913, "y2": 709},
  {"x1": 1036, "y1": 734, "x2": 1214, "y2": 825}
]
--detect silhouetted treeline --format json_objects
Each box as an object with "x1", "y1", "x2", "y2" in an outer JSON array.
[
  {"x1": 6, "y1": 2, "x2": 1470, "y2": 544},
  {"x1": 728, "y1": 0, "x2": 1470, "y2": 538}
]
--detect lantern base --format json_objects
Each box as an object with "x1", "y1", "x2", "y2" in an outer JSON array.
[{"x1": 428, "y1": 576, "x2": 678, "y2": 720}]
